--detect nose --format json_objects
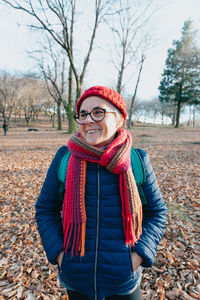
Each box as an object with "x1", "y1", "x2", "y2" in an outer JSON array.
[{"x1": 84, "y1": 113, "x2": 95, "y2": 124}]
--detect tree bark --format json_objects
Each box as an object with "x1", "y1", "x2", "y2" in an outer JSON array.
[
  {"x1": 51, "y1": 115, "x2": 55, "y2": 128},
  {"x1": 67, "y1": 67, "x2": 75, "y2": 133},
  {"x1": 117, "y1": 48, "x2": 126, "y2": 94},
  {"x1": 175, "y1": 85, "x2": 182, "y2": 128},
  {"x1": 127, "y1": 55, "x2": 145, "y2": 129},
  {"x1": 175, "y1": 100, "x2": 181, "y2": 128},
  {"x1": 66, "y1": 2, "x2": 76, "y2": 133},
  {"x1": 57, "y1": 100, "x2": 62, "y2": 130}
]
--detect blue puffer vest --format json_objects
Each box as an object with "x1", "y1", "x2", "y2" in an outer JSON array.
[{"x1": 35, "y1": 146, "x2": 167, "y2": 300}]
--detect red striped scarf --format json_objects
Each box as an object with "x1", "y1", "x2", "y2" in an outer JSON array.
[{"x1": 62, "y1": 128, "x2": 142, "y2": 256}]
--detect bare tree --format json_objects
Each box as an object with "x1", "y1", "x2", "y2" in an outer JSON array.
[
  {"x1": 107, "y1": 0, "x2": 155, "y2": 94},
  {"x1": 41, "y1": 96, "x2": 57, "y2": 128},
  {"x1": 42, "y1": 67, "x2": 63, "y2": 130},
  {"x1": 3, "y1": 0, "x2": 114, "y2": 101},
  {"x1": 129, "y1": 99, "x2": 145, "y2": 123},
  {"x1": 20, "y1": 76, "x2": 47, "y2": 127},
  {"x1": 159, "y1": 101, "x2": 176, "y2": 126},
  {"x1": 104, "y1": 0, "x2": 158, "y2": 128},
  {"x1": 67, "y1": 0, "x2": 75, "y2": 132},
  {"x1": 144, "y1": 97, "x2": 177, "y2": 126},
  {"x1": 127, "y1": 52, "x2": 146, "y2": 128},
  {"x1": 32, "y1": 38, "x2": 68, "y2": 130},
  {"x1": 13, "y1": 97, "x2": 23, "y2": 122},
  {"x1": 0, "y1": 71, "x2": 24, "y2": 127},
  {"x1": 186, "y1": 104, "x2": 200, "y2": 127}
]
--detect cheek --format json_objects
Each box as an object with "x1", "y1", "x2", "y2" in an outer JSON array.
[
  {"x1": 104, "y1": 120, "x2": 119, "y2": 135},
  {"x1": 79, "y1": 125, "x2": 85, "y2": 136}
]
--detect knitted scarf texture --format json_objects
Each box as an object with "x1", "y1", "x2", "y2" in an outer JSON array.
[{"x1": 62, "y1": 128, "x2": 142, "y2": 256}]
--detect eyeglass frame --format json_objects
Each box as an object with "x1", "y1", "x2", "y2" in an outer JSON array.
[{"x1": 73, "y1": 106, "x2": 117, "y2": 124}]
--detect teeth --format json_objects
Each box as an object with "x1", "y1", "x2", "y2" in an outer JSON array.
[{"x1": 87, "y1": 129, "x2": 99, "y2": 133}]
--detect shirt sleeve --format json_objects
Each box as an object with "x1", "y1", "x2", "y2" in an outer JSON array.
[
  {"x1": 35, "y1": 146, "x2": 67, "y2": 265},
  {"x1": 132, "y1": 149, "x2": 168, "y2": 267}
]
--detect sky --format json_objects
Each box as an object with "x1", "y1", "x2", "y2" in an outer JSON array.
[{"x1": 0, "y1": 0, "x2": 200, "y2": 101}]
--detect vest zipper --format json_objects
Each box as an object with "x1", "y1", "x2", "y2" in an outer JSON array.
[{"x1": 94, "y1": 164, "x2": 100, "y2": 300}]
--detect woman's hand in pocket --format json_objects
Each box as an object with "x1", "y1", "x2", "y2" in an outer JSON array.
[
  {"x1": 57, "y1": 251, "x2": 64, "y2": 267},
  {"x1": 131, "y1": 252, "x2": 143, "y2": 273}
]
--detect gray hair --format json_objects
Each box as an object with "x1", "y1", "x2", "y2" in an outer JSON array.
[{"x1": 112, "y1": 106, "x2": 124, "y2": 127}]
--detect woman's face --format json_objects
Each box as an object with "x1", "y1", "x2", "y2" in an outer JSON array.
[{"x1": 79, "y1": 96, "x2": 124, "y2": 147}]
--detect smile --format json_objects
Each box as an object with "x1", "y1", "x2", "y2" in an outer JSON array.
[{"x1": 87, "y1": 129, "x2": 100, "y2": 134}]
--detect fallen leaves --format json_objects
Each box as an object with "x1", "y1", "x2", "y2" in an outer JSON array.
[
  {"x1": 0, "y1": 126, "x2": 200, "y2": 299},
  {"x1": 132, "y1": 127, "x2": 200, "y2": 299},
  {"x1": 0, "y1": 130, "x2": 68, "y2": 299}
]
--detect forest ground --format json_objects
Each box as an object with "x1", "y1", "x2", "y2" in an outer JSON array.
[{"x1": 0, "y1": 121, "x2": 200, "y2": 300}]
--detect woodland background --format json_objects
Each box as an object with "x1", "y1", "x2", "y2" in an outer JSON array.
[
  {"x1": 0, "y1": 119, "x2": 199, "y2": 300},
  {"x1": 0, "y1": 1, "x2": 200, "y2": 299}
]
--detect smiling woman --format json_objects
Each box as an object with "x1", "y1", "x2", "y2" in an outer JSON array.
[{"x1": 35, "y1": 86, "x2": 167, "y2": 300}]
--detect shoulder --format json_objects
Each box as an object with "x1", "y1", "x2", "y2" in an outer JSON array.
[
  {"x1": 47, "y1": 146, "x2": 68, "y2": 172},
  {"x1": 132, "y1": 148, "x2": 153, "y2": 178},
  {"x1": 56, "y1": 145, "x2": 68, "y2": 154},
  {"x1": 54, "y1": 146, "x2": 68, "y2": 160},
  {"x1": 133, "y1": 148, "x2": 148, "y2": 159},
  {"x1": 133, "y1": 148, "x2": 151, "y2": 166}
]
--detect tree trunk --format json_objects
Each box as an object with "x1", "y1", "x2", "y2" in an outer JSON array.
[
  {"x1": 67, "y1": 65, "x2": 76, "y2": 134},
  {"x1": 127, "y1": 55, "x2": 145, "y2": 129},
  {"x1": 52, "y1": 115, "x2": 55, "y2": 128},
  {"x1": 50, "y1": 106, "x2": 56, "y2": 128},
  {"x1": 66, "y1": 69, "x2": 73, "y2": 133},
  {"x1": 57, "y1": 100, "x2": 62, "y2": 130},
  {"x1": 7, "y1": 104, "x2": 15, "y2": 128},
  {"x1": 175, "y1": 85, "x2": 183, "y2": 128},
  {"x1": 50, "y1": 113, "x2": 55, "y2": 128},
  {"x1": 18, "y1": 110, "x2": 21, "y2": 120},
  {"x1": 14, "y1": 110, "x2": 17, "y2": 122},
  {"x1": 68, "y1": 108, "x2": 75, "y2": 133},
  {"x1": 161, "y1": 112, "x2": 164, "y2": 125},
  {"x1": 64, "y1": 104, "x2": 77, "y2": 134},
  {"x1": 76, "y1": 80, "x2": 82, "y2": 104},
  {"x1": 175, "y1": 100, "x2": 181, "y2": 128},
  {"x1": 25, "y1": 117, "x2": 31, "y2": 127},
  {"x1": 172, "y1": 111, "x2": 176, "y2": 126},
  {"x1": 187, "y1": 106, "x2": 192, "y2": 127},
  {"x1": 117, "y1": 48, "x2": 126, "y2": 94},
  {"x1": 36, "y1": 111, "x2": 40, "y2": 120},
  {"x1": 192, "y1": 105, "x2": 196, "y2": 127}
]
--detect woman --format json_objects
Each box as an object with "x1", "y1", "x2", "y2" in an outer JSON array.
[{"x1": 35, "y1": 86, "x2": 167, "y2": 300}]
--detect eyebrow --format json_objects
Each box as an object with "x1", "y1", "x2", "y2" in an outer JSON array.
[{"x1": 79, "y1": 106, "x2": 103, "y2": 113}]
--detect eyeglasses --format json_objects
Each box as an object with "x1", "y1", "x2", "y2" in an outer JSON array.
[{"x1": 73, "y1": 107, "x2": 116, "y2": 124}]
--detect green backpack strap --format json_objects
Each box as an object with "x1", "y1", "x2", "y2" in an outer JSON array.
[
  {"x1": 57, "y1": 147, "x2": 71, "y2": 202},
  {"x1": 58, "y1": 147, "x2": 147, "y2": 205},
  {"x1": 131, "y1": 148, "x2": 147, "y2": 205}
]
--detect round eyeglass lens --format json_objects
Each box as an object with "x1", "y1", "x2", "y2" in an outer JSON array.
[
  {"x1": 79, "y1": 112, "x2": 87, "y2": 122},
  {"x1": 91, "y1": 108, "x2": 105, "y2": 121}
]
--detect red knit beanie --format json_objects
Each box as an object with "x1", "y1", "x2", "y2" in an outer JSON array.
[{"x1": 76, "y1": 86, "x2": 127, "y2": 120}]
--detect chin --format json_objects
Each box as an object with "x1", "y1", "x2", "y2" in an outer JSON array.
[{"x1": 85, "y1": 138, "x2": 100, "y2": 146}]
